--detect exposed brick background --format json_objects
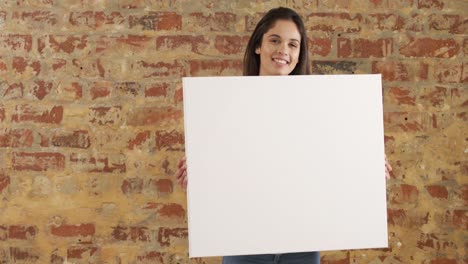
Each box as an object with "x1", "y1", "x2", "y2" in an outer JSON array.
[{"x1": 0, "y1": 0, "x2": 467, "y2": 263}]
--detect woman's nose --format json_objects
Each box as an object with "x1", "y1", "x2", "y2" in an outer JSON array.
[{"x1": 277, "y1": 43, "x2": 288, "y2": 55}]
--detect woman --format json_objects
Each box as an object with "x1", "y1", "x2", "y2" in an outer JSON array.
[{"x1": 176, "y1": 7, "x2": 392, "y2": 264}]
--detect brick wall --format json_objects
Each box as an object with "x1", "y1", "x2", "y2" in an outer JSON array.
[{"x1": 0, "y1": 0, "x2": 466, "y2": 263}]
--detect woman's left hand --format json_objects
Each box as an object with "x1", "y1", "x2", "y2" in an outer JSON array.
[{"x1": 385, "y1": 155, "x2": 392, "y2": 180}]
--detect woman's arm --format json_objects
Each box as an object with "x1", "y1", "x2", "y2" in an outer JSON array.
[{"x1": 175, "y1": 156, "x2": 188, "y2": 189}]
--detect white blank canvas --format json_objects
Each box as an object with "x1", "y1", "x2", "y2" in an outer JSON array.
[{"x1": 182, "y1": 75, "x2": 388, "y2": 258}]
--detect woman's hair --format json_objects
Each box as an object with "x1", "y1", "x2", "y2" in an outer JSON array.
[{"x1": 243, "y1": 7, "x2": 310, "y2": 76}]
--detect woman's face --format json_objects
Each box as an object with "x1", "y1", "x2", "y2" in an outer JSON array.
[{"x1": 255, "y1": 19, "x2": 301, "y2": 76}]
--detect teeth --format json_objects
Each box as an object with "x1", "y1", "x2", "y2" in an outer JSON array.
[{"x1": 273, "y1": 58, "x2": 288, "y2": 65}]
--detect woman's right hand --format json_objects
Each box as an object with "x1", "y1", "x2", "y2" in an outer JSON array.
[{"x1": 175, "y1": 156, "x2": 187, "y2": 190}]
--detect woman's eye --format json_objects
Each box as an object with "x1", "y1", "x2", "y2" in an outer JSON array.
[
  {"x1": 270, "y1": 39, "x2": 280, "y2": 44},
  {"x1": 289, "y1": 43, "x2": 298, "y2": 48}
]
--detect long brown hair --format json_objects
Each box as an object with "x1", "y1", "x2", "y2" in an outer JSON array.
[{"x1": 243, "y1": 7, "x2": 310, "y2": 76}]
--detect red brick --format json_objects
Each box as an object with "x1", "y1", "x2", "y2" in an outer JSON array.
[
  {"x1": 128, "y1": 131, "x2": 150, "y2": 150},
  {"x1": 318, "y1": 252, "x2": 350, "y2": 264},
  {"x1": 113, "y1": 81, "x2": 140, "y2": 96},
  {"x1": 0, "y1": 129, "x2": 34, "y2": 147},
  {"x1": 214, "y1": 35, "x2": 249, "y2": 55},
  {"x1": 9, "y1": 247, "x2": 39, "y2": 262},
  {"x1": 400, "y1": 38, "x2": 460, "y2": 58},
  {"x1": 429, "y1": 14, "x2": 466, "y2": 34},
  {"x1": 451, "y1": 210, "x2": 467, "y2": 229},
  {"x1": 390, "y1": 184, "x2": 419, "y2": 204},
  {"x1": 0, "y1": 173, "x2": 10, "y2": 193},
  {"x1": 462, "y1": 62, "x2": 468, "y2": 83},
  {"x1": 89, "y1": 106, "x2": 122, "y2": 125},
  {"x1": 90, "y1": 81, "x2": 111, "y2": 100},
  {"x1": 384, "y1": 112, "x2": 429, "y2": 132},
  {"x1": 157, "y1": 35, "x2": 209, "y2": 54},
  {"x1": 32, "y1": 80, "x2": 53, "y2": 100},
  {"x1": 0, "y1": 106, "x2": 4, "y2": 122},
  {"x1": 67, "y1": 245, "x2": 98, "y2": 259},
  {"x1": 187, "y1": 12, "x2": 237, "y2": 32},
  {"x1": 60, "y1": 82, "x2": 83, "y2": 99},
  {"x1": 372, "y1": 61, "x2": 428, "y2": 81},
  {"x1": 129, "y1": 12, "x2": 181, "y2": 31},
  {"x1": 39, "y1": 35, "x2": 88, "y2": 54},
  {"x1": 50, "y1": 250, "x2": 64, "y2": 264},
  {"x1": 387, "y1": 87, "x2": 416, "y2": 106},
  {"x1": 174, "y1": 86, "x2": 183, "y2": 103},
  {"x1": 127, "y1": 107, "x2": 182, "y2": 126},
  {"x1": 434, "y1": 63, "x2": 462, "y2": 83},
  {"x1": 426, "y1": 185, "x2": 449, "y2": 199},
  {"x1": 387, "y1": 208, "x2": 406, "y2": 225},
  {"x1": 121, "y1": 178, "x2": 143, "y2": 194},
  {"x1": 309, "y1": 38, "x2": 332, "y2": 57},
  {"x1": 338, "y1": 38, "x2": 393, "y2": 58},
  {"x1": 69, "y1": 11, "x2": 125, "y2": 29},
  {"x1": 189, "y1": 59, "x2": 242, "y2": 76},
  {"x1": 307, "y1": 13, "x2": 362, "y2": 33},
  {"x1": 51, "y1": 130, "x2": 90, "y2": 149},
  {"x1": 50, "y1": 223, "x2": 95, "y2": 237},
  {"x1": 51, "y1": 58, "x2": 67, "y2": 71},
  {"x1": 0, "y1": 56, "x2": 7, "y2": 73},
  {"x1": 12, "y1": 105, "x2": 63, "y2": 124},
  {"x1": 12, "y1": 57, "x2": 41, "y2": 75},
  {"x1": 365, "y1": 14, "x2": 405, "y2": 31},
  {"x1": 0, "y1": 34, "x2": 33, "y2": 52},
  {"x1": 143, "y1": 202, "x2": 185, "y2": 219},
  {"x1": 12, "y1": 11, "x2": 58, "y2": 29},
  {"x1": 418, "y1": 0, "x2": 444, "y2": 9},
  {"x1": 429, "y1": 258, "x2": 457, "y2": 264},
  {"x1": 150, "y1": 178, "x2": 173, "y2": 196},
  {"x1": 145, "y1": 82, "x2": 169, "y2": 98},
  {"x1": 70, "y1": 153, "x2": 126, "y2": 173},
  {"x1": 1, "y1": 82, "x2": 24, "y2": 100},
  {"x1": 13, "y1": 152, "x2": 65, "y2": 171},
  {"x1": 157, "y1": 227, "x2": 188, "y2": 247},
  {"x1": 8, "y1": 225, "x2": 37, "y2": 240},
  {"x1": 95, "y1": 35, "x2": 153, "y2": 54}
]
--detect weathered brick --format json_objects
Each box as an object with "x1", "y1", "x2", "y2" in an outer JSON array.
[
  {"x1": 51, "y1": 130, "x2": 90, "y2": 148},
  {"x1": 0, "y1": 129, "x2": 34, "y2": 147},
  {"x1": 450, "y1": 87, "x2": 467, "y2": 108},
  {"x1": 245, "y1": 12, "x2": 266, "y2": 32},
  {"x1": 390, "y1": 184, "x2": 419, "y2": 204},
  {"x1": 418, "y1": 0, "x2": 444, "y2": 9},
  {"x1": 0, "y1": 34, "x2": 32, "y2": 52},
  {"x1": 95, "y1": 35, "x2": 153, "y2": 54},
  {"x1": 69, "y1": 11, "x2": 125, "y2": 29},
  {"x1": 12, "y1": 57, "x2": 41, "y2": 76},
  {"x1": 150, "y1": 178, "x2": 173, "y2": 196},
  {"x1": 9, "y1": 247, "x2": 39, "y2": 262},
  {"x1": 365, "y1": 13, "x2": 405, "y2": 31},
  {"x1": 384, "y1": 112, "x2": 430, "y2": 132},
  {"x1": 90, "y1": 81, "x2": 111, "y2": 100},
  {"x1": 185, "y1": 12, "x2": 237, "y2": 32},
  {"x1": 129, "y1": 12, "x2": 181, "y2": 31},
  {"x1": 155, "y1": 130, "x2": 184, "y2": 151},
  {"x1": 387, "y1": 87, "x2": 416, "y2": 106},
  {"x1": 134, "y1": 60, "x2": 186, "y2": 78},
  {"x1": 0, "y1": 173, "x2": 9, "y2": 193},
  {"x1": 12, "y1": 105, "x2": 63, "y2": 124},
  {"x1": 309, "y1": 38, "x2": 332, "y2": 57},
  {"x1": 419, "y1": 86, "x2": 448, "y2": 108},
  {"x1": 70, "y1": 153, "x2": 126, "y2": 173},
  {"x1": 127, "y1": 107, "x2": 182, "y2": 126},
  {"x1": 400, "y1": 38, "x2": 460, "y2": 58},
  {"x1": 428, "y1": 14, "x2": 466, "y2": 34},
  {"x1": 121, "y1": 177, "x2": 143, "y2": 194},
  {"x1": 189, "y1": 59, "x2": 242, "y2": 76},
  {"x1": 113, "y1": 81, "x2": 141, "y2": 96},
  {"x1": 39, "y1": 35, "x2": 88, "y2": 54},
  {"x1": 57, "y1": 81, "x2": 83, "y2": 100},
  {"x1": 67, "y1": 245, "x2": 98, "y2": 259},
  {"x1": 214, "y1": 35, "x2": 249, "y2": 55},
  {"x1": 32, "y1": 80, "x2": 53, "y2": 100},
  {"x1": 111, "y1": 226, "x2": 151, "y2": 242},
  {"x1": 1, "y1": 81, "x2": 24, "y2": 100},
  {"x1": 89, "y1": 106, "x2": 121, "y2": 125},
  {"x1": 128, "y1": 131, "x2": 151, "y2": 150},
  {"x1": 137, "y1": 251, "x2": 164, "y2": 262},
  {"x1": 306, "y1": 13, "x2": 362, "y2": 33},
  {"x1": 12, "y1": 11, "x2": 58, "y2": 29},
  {"x1": 51, "y1": 223, "x2": 95, "y2": 237},
  {"x1": 312, "y1": 61, "x2": 357, "y2": 74},
  {"x1": 158, "y1": 227, "x2": 188, "y2": 247},
  {"x1": 157, "y1": 35, "x2": 210, "y2": 54},
  {"x1": 338, "y1": 38, "x2": 393, "y2": 58},
  {"x1": 372, "y1": 61, "x2": 428, "y2": 81},
  {"x1": 13, "y1": 152, "x2": 65, "y2": 171},
  {"x1": 434, "y1": 63, "x2": 462, "y2": 83}
]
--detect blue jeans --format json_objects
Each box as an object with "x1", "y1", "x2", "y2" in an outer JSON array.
[{"x1": 222, "y1": 252, "x2": 320, "y2": 264}]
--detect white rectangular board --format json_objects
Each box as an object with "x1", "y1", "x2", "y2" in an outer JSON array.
[{"x1": 182, "y1": 75, "x2": 388, "y2": 258}]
